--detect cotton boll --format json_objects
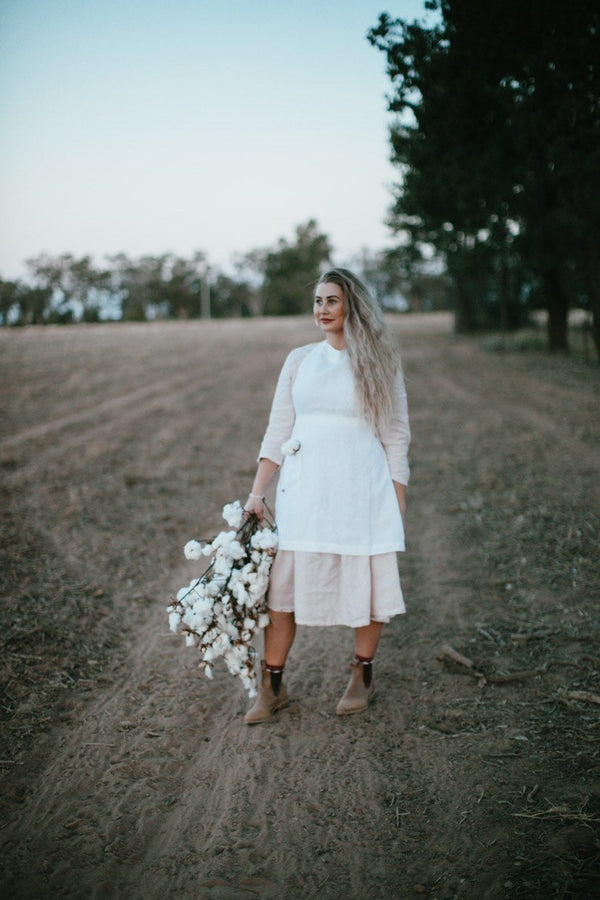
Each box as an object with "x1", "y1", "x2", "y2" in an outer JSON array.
[
  {"x1": 182, "y1": 608, "x2": 196, "y2": 628},
  {"x1": 222, "y1": 501, "x2": 244, "y2": 529},
  {"x1": 251, "y1": 529, "x2": 278, "y2": 551},
  {"x1": 257, "y1": 557, "x2": 272, "y2": 576},
  {"x1": 184, "y1": 540, "x2": 203, "y2": 560},
  {"x1": 193, "y1": 599, "x2": 213, "y2": 619},
  {"x1": 251, "y1": 550, "x2": 261, "y2": 564},
  {"x1": 204, "y1": 665, "x2": 214, "y2": 680},
  {"x1": 281, "y1": 438, "x2": 301, "y2": 456},
  {"x1": 187, "y1": 586, "x2": 206, "y2": 607},
  {"x1": 212, "y1": 530, "x2": 236, "y2": 551},
  {"x1": 204, "y1": 627, "x2": 218, "y2": 644},
  {"x1": 243, "y1": 617, "x2": 256, "y2": 631},
  {"x1": 228, "y1": 540, "x2": 245, "y2": 561},
  {"x1": 185, "y1": 633, "x2": 196, "y2": 647},
  {"x1": 224, "y1": 622, "x2": 239, "y2": 640},
  {"x1": 227, "y1": 570, "x2": 240, "y2": 589},
  {"x1": 201, "y1": 544, "x2": 214, "y2": 557},
  {"x1": 213, "y1": 632, "x2": 231, "y2": 655},
  {"x1": 213, "y1": 555, "x2": 232, "y2": 576},
  {"x1": 232, "y1": 584, "x2": 250, "y2": 606},
  {"x1": 224, "y1": 647, "x2": 242, "y2": 674},
  {"x1": 203, "y1": 646, "x2": 216, "y2": 663},
  {"x1": 258, "y1": 613, "x2": 270, "y2": 628},
  {"x1": 168, "y1": 611, "x2": 180, "y2": 632}
]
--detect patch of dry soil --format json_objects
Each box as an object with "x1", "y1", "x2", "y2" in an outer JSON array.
[{"x1": 1, "y1": 315, "x2": 598, "y2": 899}]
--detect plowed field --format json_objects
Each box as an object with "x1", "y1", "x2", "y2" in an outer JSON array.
[{"x1": 1, "y1": 314, "x2": 598, "y2": 899}]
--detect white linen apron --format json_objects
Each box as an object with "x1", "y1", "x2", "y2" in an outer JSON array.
[{"x1": 274, "y1": 342, "x2": 405, "y2": 556}]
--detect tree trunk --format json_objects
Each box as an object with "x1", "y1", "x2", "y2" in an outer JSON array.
[
  {"x1": 453, "y1": 278, "x2": 476, "y2": 333},
  {"x1": 586, "y1": 244, "x2": 600, "y2": 363},
  {"x1": 544, "y1": 265, "x2": 569, "y2": 352}
]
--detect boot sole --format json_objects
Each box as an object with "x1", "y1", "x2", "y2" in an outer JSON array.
[
  {"x1": 244, "y1": 697, "x2": 290, "y2": 725},
  {"x1": 336, "y1": 689, "x2": 375, "y2": 716},
  {"x1": 336, "y1": 703, "x2": 370, "y2": 716}
]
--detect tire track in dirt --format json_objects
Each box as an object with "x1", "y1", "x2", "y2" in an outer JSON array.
[
  {"x1": 0, "y1": 374, "x2": 195, "y2": 451},
  {"x1": 0, "y1": 377, "x2": 213, "y2": 484},
  {"x1": 398, "y1": 334, "x2": 600, "y2": 507}
]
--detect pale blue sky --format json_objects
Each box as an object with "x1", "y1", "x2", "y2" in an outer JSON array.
[{"x1": 0, "y1": 0, "x2": 432, "y2": 279}]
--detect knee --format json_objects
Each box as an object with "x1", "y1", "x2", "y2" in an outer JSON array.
[{"x1": 269, "y1": 610, "x2": 295, "y2": 626}]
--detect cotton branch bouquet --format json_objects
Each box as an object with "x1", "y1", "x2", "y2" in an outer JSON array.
[{"x1": 167, "y1": 501, "x2": 278, "y2": 696}]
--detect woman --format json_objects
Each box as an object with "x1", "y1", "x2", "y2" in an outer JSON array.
[{"x1": 244, "y1": 267, "x2": 410, "y2": 724}]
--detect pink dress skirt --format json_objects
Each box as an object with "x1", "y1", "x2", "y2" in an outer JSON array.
[{"x1": 268, "y1": 549, "x2": 405, "y2": 628}]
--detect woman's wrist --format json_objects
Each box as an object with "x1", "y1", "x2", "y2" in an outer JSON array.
[{"x1": 248, "y1": 492, "x2": 264, "y2": 501}]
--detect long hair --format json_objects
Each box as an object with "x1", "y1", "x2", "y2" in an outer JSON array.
[{"x1": 316, "y1": 267, "x2": 401, "y2": 431}]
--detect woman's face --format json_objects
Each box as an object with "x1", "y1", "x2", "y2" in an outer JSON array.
[{"x1": 313, "y1": 281, "x2": 346, "y2": 337}]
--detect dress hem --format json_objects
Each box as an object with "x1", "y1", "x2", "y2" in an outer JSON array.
[
  {"x1": 267, "y1": 607, "x2": 406, "y2": 628},
  {"x1": 277, "y1": 541, "x2": 405, "y2": 555}
]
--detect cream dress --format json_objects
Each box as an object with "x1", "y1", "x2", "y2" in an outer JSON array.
[{"x1": 258, "y1": 341, "x2": 410, "y2": 628}]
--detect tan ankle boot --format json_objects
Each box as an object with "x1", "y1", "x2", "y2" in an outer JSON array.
[
  {"x1": 336, "y1": 660, "x2": 374, "y2": 715},
  {"x1": 244, "y1": 660, "x2": 289, "y2": 725}
]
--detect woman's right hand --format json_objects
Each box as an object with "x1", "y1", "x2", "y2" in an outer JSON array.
[{"x1": 244, "y1": 494, "x2": 264, "y2": 520}]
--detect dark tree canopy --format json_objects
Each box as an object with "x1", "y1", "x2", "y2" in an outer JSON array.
[{"x1": 369, "y1": 0, "x2": 600, "y2": 355}]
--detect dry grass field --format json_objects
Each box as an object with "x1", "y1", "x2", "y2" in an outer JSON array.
[{"x1": 0, "y1": 314, "x2": 599, "y2": 899}]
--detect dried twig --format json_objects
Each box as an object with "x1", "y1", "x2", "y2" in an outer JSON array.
[
  {"x1": 476, "y1": 626, "x2": 499, "y2": 643},
  {"x1": 439, "y1": 644, "x2": 476, "y2": 669},
  {"x1": 510, "y1": 629, "x2": 555, "y2": 642},
  {"x1": 561, "y1": 690, "x2": 600, "y2": 706},
  {"x1": 437, "y1": 645, "x2": 486, "y2": 682},
  {"x1": 486, "y1": 670, "x2": 541, "y2": 684},
  {"x1": 513, "y1": 806, "x2": 600, "y2": 823}
]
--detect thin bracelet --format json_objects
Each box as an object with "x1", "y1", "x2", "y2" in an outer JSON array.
[{"x1": 248, "y1": 492, "x2": 264, "y2": 500}]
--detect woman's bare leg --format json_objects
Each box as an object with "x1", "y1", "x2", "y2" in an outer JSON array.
[
  {"x1": 354, "y1": 620, "x2": 383, "y2": 658},
  {"x1": 264, "y1": 610, "x2": 296, "y2": 667}
]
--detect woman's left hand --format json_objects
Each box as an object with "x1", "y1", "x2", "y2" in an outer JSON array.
[{"x1": 244, "y1": 494, "x2": 264, "y2": 520}]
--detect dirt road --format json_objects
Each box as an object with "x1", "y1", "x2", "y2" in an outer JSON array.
[{"x1": 1, "y1": 315, "x2": 598, "y2": 899}]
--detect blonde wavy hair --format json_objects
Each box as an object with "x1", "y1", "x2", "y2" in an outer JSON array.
[{"x1": 316, "y1": 267, "x2": 401, "y2": 431}]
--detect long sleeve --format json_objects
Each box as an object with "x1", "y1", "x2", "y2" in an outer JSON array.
[
  {"x1": 257, "y1": 344, "x2": 316, "y2": 465},
  {"x1": 378, "y1": 369, "x2": 411, "y2": 485}
]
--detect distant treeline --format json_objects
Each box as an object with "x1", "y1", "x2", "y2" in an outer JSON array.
[
  {"x1": 368, "y1": 0, "x2": 599, "y2": 358},
  {"x1": 0, "y1": 220, "x2": 450, "y2": 327}
]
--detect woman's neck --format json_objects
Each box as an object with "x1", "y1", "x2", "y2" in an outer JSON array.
[{"x1": 326, "y1": 334, "x2": 346, "y2": 351}]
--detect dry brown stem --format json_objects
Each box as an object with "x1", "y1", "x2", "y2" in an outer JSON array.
[
  {"x1": 513, "y1": 806, "x2": 600, "y2": 823},
  {"x1": 562, "y1": 690, "x2": 600, "y2": 706}
]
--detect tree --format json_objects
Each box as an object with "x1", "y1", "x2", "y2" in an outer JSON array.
[
  {"x1": 369, "y1": 0, "x2": 600, "y2": 354},
  {"x1": 0, "y1": 279, "x2": 21, "y2": 325},
  {"x1": 261, "y1": 220, "x2": 332, "y2": 316},
  {"x1": 25, "y1": 253, "x2": 110, "y2": 322},
  {"x1": 25, "y1": 253, "x2": 74, "y2": 321},
  {"x1": 107, "y1": 254, "x2": 165, "y2": 321},
  {"x1": 210, "y1": 273, "x2": 255, "y2": 318}
]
